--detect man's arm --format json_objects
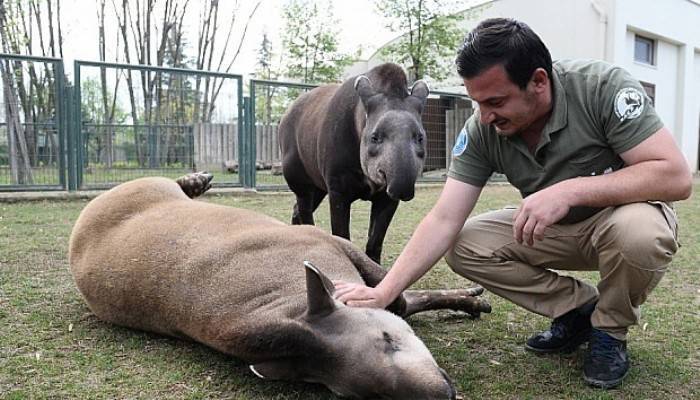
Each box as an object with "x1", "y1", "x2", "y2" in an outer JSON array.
[
  {"x1": 334, "y1": 178, "x2": 483, "y2": 308},
  {"x1": 514, "y1": 127, "x2": 692, "y2": 245}
]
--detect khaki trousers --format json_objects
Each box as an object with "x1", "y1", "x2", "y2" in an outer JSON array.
[{"x1": 445, "y1": 202, "x2": 679, "y2": 340}]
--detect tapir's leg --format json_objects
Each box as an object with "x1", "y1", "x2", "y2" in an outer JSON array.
[
  {"x1": 401, "y1": 288, "x2": 491, "y2": 318},
  {"x1": 332, "y1": 237, "x2": 492, "y2": 318},
  {"x1": 292, "y1": 187, "x2": 327, "y2": 225},
  {"x1": 176, "y1": 171, "x2": 213, "y2": 198},
  {"x1": 328, "y1": 192, "x2": 352, "y2": 240},
  {"x1": 365, "y1": 192, "x2": 399, "y2": 264}
]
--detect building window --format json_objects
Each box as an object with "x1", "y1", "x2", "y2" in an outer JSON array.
[
  {"x1": 634, "y1": 35, "x2": 655, "y2": 65},
  {"x1": 640, "y1": 81, "x2": 655, "y2": 106}
]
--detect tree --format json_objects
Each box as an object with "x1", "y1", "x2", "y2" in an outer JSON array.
[
  {"x1": 194, "y1": 0, "x2": 262, "y2": 122},
  {"x1": 280, "y1": 0, "x2": 354, "y2": 84},
  {"x1": 254, "y1": 32, "x2": 285, "y2": 121},
  {"x1": 80, "y1": 77, "x2": 127, "y2": 165},
  {"x1": 0, "y1": 0, "x2": 65, "y2": 183},
  {"x1": 375, "y1": 0, "x2": 463, "y2": 82}
]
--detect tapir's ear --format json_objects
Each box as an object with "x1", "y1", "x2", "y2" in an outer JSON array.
[
  {"x1": 408, "y1": 80, "x2": 430, "y2": 113},
  {"x1": 304, "y1": 261, "x2": 337, "y2": 318},
  {"x1": 249, "y1": 360, "x2": 302, "y2": 381},
  {"x1": 410, "y1": 80, "x2": 430, "y2": 100},
  {"x1": 354, "y1": 75, "x2": 375, "y2": 109}
]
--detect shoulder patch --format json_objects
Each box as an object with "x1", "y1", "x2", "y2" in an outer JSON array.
[
  {"x1": 452, "y1": 127, "x2": 469, "y2": 157},
  {"x1": 614, "y1": 87, "x2": 645, "y2": 122}
]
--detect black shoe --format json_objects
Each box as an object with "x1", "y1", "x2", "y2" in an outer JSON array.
[
  {"x1": 525, "y1": 301, "x2": 596, "y2": 354},
  {"x1": 583, "y1": 328, "x2": 630, "y2": 389}
]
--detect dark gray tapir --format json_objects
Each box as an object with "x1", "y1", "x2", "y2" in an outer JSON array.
[
  {"x1": 279, "y1": 63, "x2": 429, "y2": 263},
  {"x1": 68, "y1": 173, "x2": 490, "y2": 399}
]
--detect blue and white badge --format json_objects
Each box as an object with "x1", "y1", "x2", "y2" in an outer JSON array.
[{"x1": 452, "y1": 127, "x2": 469, "y2": 157}]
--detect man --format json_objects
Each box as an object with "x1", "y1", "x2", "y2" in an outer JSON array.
[{"x1": 334, "y1": 18, "x2": 692, "y2": 389}]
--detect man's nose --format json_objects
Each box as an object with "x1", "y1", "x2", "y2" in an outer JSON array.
[{"x1": 479, "y1": 107, "x2": 495, "y2": 125}]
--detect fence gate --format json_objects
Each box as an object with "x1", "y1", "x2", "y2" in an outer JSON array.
[
  {"x1": 0, "y1": 54, "x2": 67, "y2": 191},
  {"x1": 73, "y1": 60, "x2": 244, "y2": 190},
  {"x1": 248, "y1": 79, "x2": 318, "y2": 189}
]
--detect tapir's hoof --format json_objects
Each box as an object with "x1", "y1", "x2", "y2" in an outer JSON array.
[{"x1": 176, "y1": 171, "x2": 213, "y2": 198}]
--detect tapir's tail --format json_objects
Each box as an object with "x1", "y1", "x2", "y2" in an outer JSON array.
[{"x1": 175, "y1": 172, "x2": 213, "y2": 198}]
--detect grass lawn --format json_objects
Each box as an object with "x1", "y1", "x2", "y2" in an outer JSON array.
[{"x1": 1, "y1": 182, "x2": 698, "y2": 399}]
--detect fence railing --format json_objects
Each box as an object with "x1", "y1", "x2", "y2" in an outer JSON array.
[
  {"x1": 0, "y1": 54, "x2": 473, "y2": 192},
  {"x1": 73, "y1": 60, "x2": 245, "y2": 189},
  {"x1": 0, "y1": 53, "x2": 66, "y2": 191}
]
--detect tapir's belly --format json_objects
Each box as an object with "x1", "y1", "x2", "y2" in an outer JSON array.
[{"x1": 70, "y1": 198, "x2": 362, "y2": 342}]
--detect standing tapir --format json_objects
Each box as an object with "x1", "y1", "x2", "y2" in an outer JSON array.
[
  {"x1": 68, "y1": 173, "x2": 490, "y2": 400},
  {"x1": 279, "y1": 63, "x2": 429, "y2": 263}
]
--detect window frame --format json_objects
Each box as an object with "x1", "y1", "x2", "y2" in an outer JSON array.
[{"x1": 634, "y1": 34, "x2": 656, "y2": 66}]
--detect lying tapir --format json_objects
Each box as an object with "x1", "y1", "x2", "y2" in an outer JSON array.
[{"x1": 68, "y1": 173, "x2": 491, "y2": 399}]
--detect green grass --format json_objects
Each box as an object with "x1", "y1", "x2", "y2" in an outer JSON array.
[{"x1": 1, "y1": 183, "x2": 698, "y2": 399}]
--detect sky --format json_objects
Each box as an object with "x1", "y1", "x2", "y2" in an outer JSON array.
[{"x1": 58, "y1": 0, "x2": 399, "y2": 77}]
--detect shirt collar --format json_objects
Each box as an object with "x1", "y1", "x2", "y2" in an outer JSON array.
[{"x1": 543, "y1": 65, "x2": 568, "y2": 137}]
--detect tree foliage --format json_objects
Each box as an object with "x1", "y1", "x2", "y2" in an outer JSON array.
[
  {"x1": 375, "y1": 0, "x2": 463, "y2": 82},
  {"x1": 280, "y1": 0, "x2": 354, "y2": 84}
]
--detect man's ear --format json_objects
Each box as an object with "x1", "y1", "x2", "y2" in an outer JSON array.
[{"x1": 530, "y1": 68, "x2": 549, "y2": 92}]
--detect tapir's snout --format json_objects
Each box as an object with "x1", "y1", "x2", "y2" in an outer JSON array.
[{"x1": 393, "y1": 367, "x2": 456, "y2": 400}]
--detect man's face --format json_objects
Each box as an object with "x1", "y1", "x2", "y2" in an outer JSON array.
[{"x1": 463, "y1": 64, "x2": 541, "y2": 136}]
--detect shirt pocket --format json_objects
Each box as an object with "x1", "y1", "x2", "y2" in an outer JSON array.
[{"x1": 567, "y1": 148, "x2": 621, "y2": 177}]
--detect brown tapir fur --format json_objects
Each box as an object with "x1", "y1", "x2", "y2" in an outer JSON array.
[{"x1": 68, "y1": 173, "x2": 490, "y2": 399}]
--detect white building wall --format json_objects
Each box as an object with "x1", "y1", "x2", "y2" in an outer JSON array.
[
  {"x1": 608, "y1": 0, "x2": 700, "y2": 171},
  {"x1": 623, "y1": 32, "x2": 679, "y2": 136},
  {"x1": 364, "y1": 0, "x2": 700, "y2": 170}
]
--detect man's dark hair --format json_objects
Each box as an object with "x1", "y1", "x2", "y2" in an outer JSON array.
[{"x1": 456, "y1": 18, "x2": 552, "y2": 89}]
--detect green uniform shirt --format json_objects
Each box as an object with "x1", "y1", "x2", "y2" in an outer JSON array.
[{"x1": 448, "y1": 59, "x2": 664, "y2": 223}]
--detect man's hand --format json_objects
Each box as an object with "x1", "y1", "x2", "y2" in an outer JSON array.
[
  {"x1": 513, "y1": 183, "x2": 572, "y2": 245},
  {"x1": 333, "y1": 280, "x2": 392, "y2": 309}
]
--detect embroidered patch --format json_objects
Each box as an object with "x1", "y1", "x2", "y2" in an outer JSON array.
[
  {"x1": 614, "y1": 87, "x2": 645, "y2": 122},
  {"x1": 452, "y1": 127, "x2": 468, "y2": 157}
]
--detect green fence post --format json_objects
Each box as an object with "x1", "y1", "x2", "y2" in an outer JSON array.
[
  {"x1": 236, "y1": 76, "x2": 244, "y2": 187},
  {"x1": 56, "y1": 61, "x2": 67, "y2": 190},
  {"x1": 73, "y1": 60, "x2": 84, "y2": 189},
  {"x1": 249, "y1": 83, "x2": 257, "y2": 189},
  {"x1": 65, "y1": 84, "x2": 77, "y2": 191},
  {"x1": 241, "y1": 96, "x2": 252, "y2": 188}
]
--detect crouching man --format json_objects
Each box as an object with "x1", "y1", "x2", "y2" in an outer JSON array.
[{"x1": 334, "y1": 18, "x2": 692, "y2": 389}]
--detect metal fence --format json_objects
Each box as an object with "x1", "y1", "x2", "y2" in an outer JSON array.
[
  {"x1": 249, "y1": 79, "x2": 318, "y2": 189},
  {"x1": 0, "y1": 54, "x2": 473, "y2": 192},
  {"x1": 249, "y1": 78, "x2": 473, "y2": 189},
  {"x1": 73, "y1": 60, "x2": 244, "y2": 190},
  {"x1": 0, "y1": 54, "x2": 66, "y2": 191}
]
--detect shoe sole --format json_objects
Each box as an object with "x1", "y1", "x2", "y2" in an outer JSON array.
[
  {"x1": 524, "y1": 328, "x2": 592, "y2": 354},
  {"x1": 584, "y1": 369, "x2": 629, "y2": 389}
]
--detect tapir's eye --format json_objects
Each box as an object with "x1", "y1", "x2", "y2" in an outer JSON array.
[
  {"x1": 414, "y1": 133, "x2": 424, "y2": 144},
  {"x1": 370, "y1": 132, "x2": 383, "y2": 144},
  {"x1": 382, "y1": 332, "x2": 400, "y2": 352}
]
